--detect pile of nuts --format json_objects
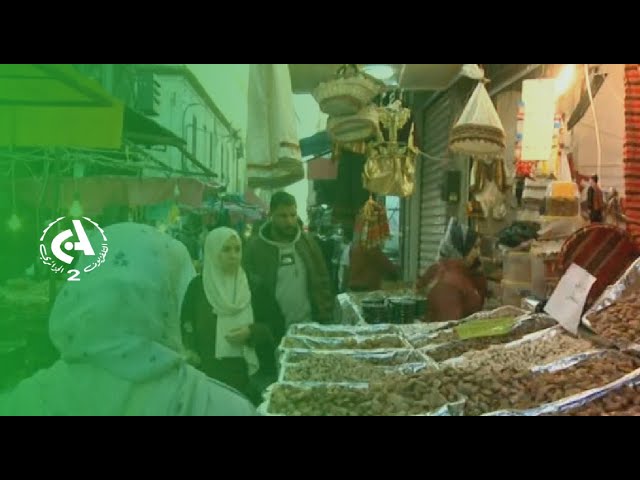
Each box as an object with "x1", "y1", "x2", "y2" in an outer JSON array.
[
  {"x1": 587, "y1": 292, "x2": 640, "y2": 345},
  {"x1": 448, "y1": 330, "x2": 595, "y2": 373},
  {"x1": 282, "y1": 335, "x2": 406, "y2": 351},
  {"x1": 269, "y1": 374, "x2": 461, "y2": 416},
  {"x1": 551, "y1": 385, "x2": 640, "y2": 416},
  {"x1": 268, "y1": 352, "x2": 640, "y2": 416},
  {"x1": 282, "y1": 355, "x2": 388, "y2": 383},
  {"x1": 291, "y1": 325, "x2": 396, "y2": 338},
  {"x1": 425, "y1": 317, "x2": 557, "y2": 362}
]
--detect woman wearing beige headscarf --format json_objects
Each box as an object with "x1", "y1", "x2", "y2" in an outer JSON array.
[
  {"x1": 181, "y1": 227, "x2": 274, "y2": 404},
  {"x1": 0, "y1": 223, "x2": 257, "y2": 416}
]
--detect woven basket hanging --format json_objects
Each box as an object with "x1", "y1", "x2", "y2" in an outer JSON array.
[{"x1": 313, "y1": 64, "x2": 385, "y2": 117}]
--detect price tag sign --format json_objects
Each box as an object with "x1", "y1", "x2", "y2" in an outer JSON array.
[{"x1": 544, "y1": 263, "x2": 597, "y2": 335}]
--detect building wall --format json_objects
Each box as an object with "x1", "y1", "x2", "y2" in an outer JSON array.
[
  {"x1": 569, "y1": 64, "x2": 624, "y2": 194},
  {"x1": 146, "y1": 73, "x2": 244, "y2": 194}
]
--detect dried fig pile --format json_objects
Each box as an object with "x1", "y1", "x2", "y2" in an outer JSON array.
[
  {"x1": 282, "y1": 335, "x2": 405, "y2": 351},
  {"x1": 426, "y1": 317, "x2": 557, "y2": 362},
  {"x1": 450, "y1": 331, "x2": 595, "y2": 373},
  {"x1": 488, "y1": 352, "x2": 640, "y2": 416},
  {"x1": 440, "y1": 352, "x2": 640, "y2": 415},
  {"x1": 269, "y1": 352, "x2": 640, "y2": 416},
  {"x1": 551, "y1": 385, "x2": 640, "y2": 416},
  {"x1": 587, "y1": 293, "x2": 640, "y2": 345},
  {"x1": 283, "y1": 355, "x2": 388, "y2": 383}
]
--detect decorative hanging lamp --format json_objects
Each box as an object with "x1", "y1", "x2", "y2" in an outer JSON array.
[{"x1": 449, "y1": 81, "x2": 506, "y2": 159}]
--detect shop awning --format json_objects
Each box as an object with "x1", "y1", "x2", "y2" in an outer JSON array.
[
  {"x1": 123, "y1": 107, "x2": 186, "y2": 148},
  {"x1": 308, "y1": 157, "x2": 338, "y2": 181},
  {"x1": 0, "y1": 64, "x2": 124, "y2": 149}
]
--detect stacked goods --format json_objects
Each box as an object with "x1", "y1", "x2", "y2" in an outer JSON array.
[
  {"x1": 265, "y1": 350, "x2": 639, "y2": 416},
  {"x1": 545, "y1": 182, "x2": 580, "y2": 217},
  {"x1": 266, "y1": 305, "x2": 640, "y2": 416},
  {"x1": 518, "y1": 177, "x2": 550, "y2": 223},
  {"x1": 501, "y1": 251, "x2": 532, "y2": 306}
]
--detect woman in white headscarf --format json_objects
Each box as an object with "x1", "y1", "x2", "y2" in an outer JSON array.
[
  {"x1": 181, "y1": 227, "x2": 274, "y2": 404},
  {"x1": 0, "y1": 223, "x2": 256, "y2": 416}
]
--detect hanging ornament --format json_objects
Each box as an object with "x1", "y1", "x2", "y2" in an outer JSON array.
[
  {"x1": 449, "y1": 82, "x2": 506, "y2": 159},
  {"x1": 354, "y1": 197, "x2": 390, "y2": 250}
]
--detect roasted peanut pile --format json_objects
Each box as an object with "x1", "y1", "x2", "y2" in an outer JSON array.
[
  {"x1": 587, "y1": 293, "x2": 640, "y2": 345},
  {"x1": 269, "y1": 352, "x2": 640, "y2": 416},
  {"x1": 551, "y1": 385, "x2": 640, "y2": 416},
  {"x1": 282, "y1": 335, "x2": 405, "y2": 351},
  {"x1": 269, "y1": 375, "x2": 460, "y2": 416},
  {"x1": 426, "y1": 317, "x2": 558, "y2": 362},
  {"x1": 282, "y1": 355, "x2": 388, "y2": 383},
  {"x1": 449, "y1": 331, "x2": 595, "y2": 373}
]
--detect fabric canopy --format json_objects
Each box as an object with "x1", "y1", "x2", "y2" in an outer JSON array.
[{"x1": 0, "y1": 64, "x2": 124, "y2": 149}]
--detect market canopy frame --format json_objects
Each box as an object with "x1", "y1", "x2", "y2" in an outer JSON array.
[{"x1": 0, "y1": 64, "x2": 124, "y2": 149}]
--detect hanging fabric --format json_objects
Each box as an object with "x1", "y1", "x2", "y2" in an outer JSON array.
[{"x1": 246, "y1": 64, "x2": 304, "y2": 189}]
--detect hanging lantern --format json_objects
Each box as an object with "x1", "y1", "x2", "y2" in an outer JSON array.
[{"x1": 449, "y1": 82, "x2": 506, "y2": 159}]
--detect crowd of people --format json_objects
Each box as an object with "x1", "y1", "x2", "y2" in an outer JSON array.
[
  {"x1": 0, "y1": 192, "x2": 337, "y2": 415},
  {"x1": 0, "y1": 190, "x2": 494, "y2": 415}
]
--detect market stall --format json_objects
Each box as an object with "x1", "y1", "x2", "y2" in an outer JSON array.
[{"x1": 260, "y1": 286, "x2": 640, "y2": 415}]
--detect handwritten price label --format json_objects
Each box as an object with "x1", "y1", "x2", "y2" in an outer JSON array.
[{"x1": 544, "y1": 263, "x2": 597, "y2": 335}]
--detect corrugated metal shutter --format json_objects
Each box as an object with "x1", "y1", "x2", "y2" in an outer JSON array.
[{"x1": 419, "y1": 93, "x2": 452, "y2": 273}]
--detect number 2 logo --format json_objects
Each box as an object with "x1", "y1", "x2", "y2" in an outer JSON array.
[{"x1": 67, "y1": 269, "x2": 81, "y2": 282}]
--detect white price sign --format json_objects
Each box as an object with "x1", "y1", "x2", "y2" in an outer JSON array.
[{"x1": 544, "y1": 263, "x2": 597, "y2": 335}]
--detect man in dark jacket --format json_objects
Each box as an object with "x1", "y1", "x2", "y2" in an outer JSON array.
[
  {"x1": 587, "y1": 175, "x2": 605, "y2": 223},
  {"x1": 244, "y1": 192, "x2": 334, "y2": 346}
]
